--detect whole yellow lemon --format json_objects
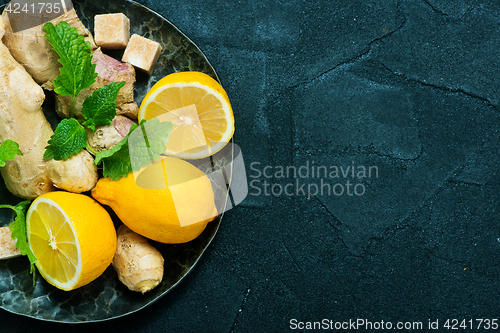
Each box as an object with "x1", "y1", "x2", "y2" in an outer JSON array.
[{"x1": 92, "y1": 157, "x2": 218, "y2": 244}]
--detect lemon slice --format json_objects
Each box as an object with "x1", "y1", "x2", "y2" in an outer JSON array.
[
  {"x1": 26, "y1": 191, "x2": 116, "y2": 291},
  {"x1": 138, "y1": 71, "x2": 234, "y2": 159}
]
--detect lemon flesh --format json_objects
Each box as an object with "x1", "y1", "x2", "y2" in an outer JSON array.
[
  {"x1": 26, "y1": 191, "x2": 116, "y2": 291},
  {"x1": 139, "y1": 72, "x2": 234, "y2": 159},
  {"x1": 27, "y1": 199, "x2": 81, "y2": 290}
]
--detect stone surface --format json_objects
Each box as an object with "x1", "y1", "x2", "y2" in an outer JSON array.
[{"x1": 0, "y1": 0, "x2": 499, "y2": 331}]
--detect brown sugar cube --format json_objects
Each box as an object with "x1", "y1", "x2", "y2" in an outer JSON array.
[
  {"x1": 94, "y1": 13, "x2": 130, "y2": 49},
  {"x1": 122, "y1": 34, "x2": 162, "y2": 75}
]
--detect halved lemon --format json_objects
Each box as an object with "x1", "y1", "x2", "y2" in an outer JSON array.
[
  {"x1": 26, "y1": 191, "x2": 117, "y2": 291},
  {"x1": 138, "y1": 71, "x2": 234, "y2": 159}
]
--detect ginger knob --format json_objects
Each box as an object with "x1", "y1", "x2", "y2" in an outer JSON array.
[{"x1": 112, "y1": 225, "x2": 164, "y2": 294}]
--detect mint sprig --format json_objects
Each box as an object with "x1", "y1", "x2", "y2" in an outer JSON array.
[
  {"x1": 1, "y1": 201, "x2": 37, "y2": 286},
  {"x1": 0, "y1": 141, "x2": 35, "y2": 284},
  {"x1": 43, "y1": 21, "x2": 97, "y2": 118},
  {"x1": 0, "y1": 139, "x2": 23, "y2": 166},
  {"x1": 44, "y1": 81, "x2": 126, "y2": 161},
  {"x1": 43, "y1": 21, "x2": 127, "y2": 161}
]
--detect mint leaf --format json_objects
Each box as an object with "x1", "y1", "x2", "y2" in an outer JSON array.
[
  {"x1": 0, "y1": 139, "x2": 23, "y2": 167},
  {"x1": 2, "y1": 201, "x2": 37, "y2": 285},
  {"x1": 43, "y1": 21, "x2": 97, "y2": 100},
  {"x1": 129, "y1": 119, "x2": 172, "y2": 171},
  {"x1": 94, "y1": 124, "x2": 137, "y2": 180},
  {"x1": 95, "y1": 119, "x2": 172, "y2": 180},
  {"x1": 44, "y1": 118, "x2": 87, "y2": 160},
  {"x1": 100, "y1": 143, "x2": 134, "y2": 180},
  {"x1": 82, "y1": 81, "x2": 126, "y2": 132},
  {"x1": 9, "y1": 201, "x2": 35, "y2": 262}
]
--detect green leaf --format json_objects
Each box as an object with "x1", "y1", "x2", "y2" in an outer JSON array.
[
  {"x1": 94, "y1": 119, "x2": 172, "y2": 180},
  {"x1": 129, "y1": 119, "x2": 172, "y2": 171},
  {"x1": 0, "y1": 139, "x2": 23, "y2": 167},
  {"x1": 4, "y1": 201, "x2": 37, "y2": 285},
  {"x1": 94, "y1": 124, "x2": 137, "y2": 180},
  {"x1": 82, "y1": 81, "x2": 126, "y2": 132},
  {"x1": 101, "y1": 144, "x2": 134, "y2": 180},
  {"x1": 43, "y1": 21, "x2": 97, "y2": 99},
  {"x1": 44, "y1": 118, "x2": 88, "y2": 160}
]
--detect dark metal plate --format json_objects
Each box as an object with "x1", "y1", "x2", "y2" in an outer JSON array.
[{"x1": 0, "y1": 0, "x2": 229, "y2": 323}]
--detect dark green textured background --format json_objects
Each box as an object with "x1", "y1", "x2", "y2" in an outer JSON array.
[{"x1": 1, "y1": 0, "x2": 500, "y2": 332}]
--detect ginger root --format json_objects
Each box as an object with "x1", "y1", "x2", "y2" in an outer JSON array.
[
  {"x1": 0, "y1": 39, "x2": 97, "y2": 199},
  {"x1": 112, "y1": 225, "x2": 164, "y2": 294},
  {"x1": 87, "y1": 115, "x2": 136, "y2": 153},
  {"x1": 1, "y1": 6, "x2": 96, "y2": 90},
  {"x1": 0, "y1": 39, "x2": 56, "y2": 199},
  {"x1": 46, "y1": 152, "x2": 98, "y2": 193}
]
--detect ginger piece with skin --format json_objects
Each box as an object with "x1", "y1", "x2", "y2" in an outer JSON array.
[
  {"x1": 113, "y1": 225, "x2": 164, "y2": 294},
  {"x1": 46, "y1": 151, "x2": 98, "y2": 193},
  {"x1": 0, "y1": 39, "x2": 97, "y2": 199},
  {"x1": 1, "y1": 7, "x2": 96, "y2": 90},
  {"x1": 0, "y1": 40, "x2": 56, "y2": 199},
  {"x1": 0, "y1": 227, "x2": 21, "y2": 260},
  {"x1": 56, "y1": 49, "x2": 139, "y2": 120},
  {"x1": 87, "y1": 115, "x2": 136, "y2": 153}
]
